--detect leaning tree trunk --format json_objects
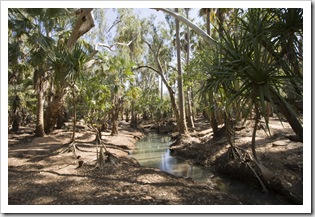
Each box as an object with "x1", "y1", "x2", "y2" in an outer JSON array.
[{"x1": 268, "y1": 90, "x2": 303, "y2": 142}]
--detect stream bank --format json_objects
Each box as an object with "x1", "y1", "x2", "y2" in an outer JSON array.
[{"x1": 167, "y1": 117, "x2": 303, "y2": 204}]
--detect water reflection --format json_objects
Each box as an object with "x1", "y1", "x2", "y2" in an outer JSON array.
[
  {"x1": 130, "y1": 133, "x2": 288, "y2": 204},
  {"x1": 130, "y1": 133, "x2": 212, "y2": 181}
]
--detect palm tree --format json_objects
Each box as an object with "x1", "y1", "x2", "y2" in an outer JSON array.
[
  {"x1": 175, "y1": 8, "x2": 188, "y2": 135},
  {"x1": 8, "y1": 8, "x2": 65, "y2": 136},
  {"x1": 184, "y1": 8, "x2": 195, "y2": 129}
]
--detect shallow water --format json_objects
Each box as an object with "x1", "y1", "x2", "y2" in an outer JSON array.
[
  {"x1": 130, "y1": 133, "x2": 289, "y2": 205},
  {"x1": 130, "y1": 133, "x2": 213, "y2": 181}
]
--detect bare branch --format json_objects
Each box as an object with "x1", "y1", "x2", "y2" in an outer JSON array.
[
  {"x1": 107, "y1": 16, "x2": 123, "y2": 33},
  {"x1": 96, "y1": 43, "x2": 114, "y2": 51},
  {"x1": 95, "y1": 39, "x2": 133, "y2": 52},
  {"x1": 134, "y1": 65, "x2": 160, "y2": 74},
  {"x1": 115, "y1": 39, "x2": 133, "y2": 47}
]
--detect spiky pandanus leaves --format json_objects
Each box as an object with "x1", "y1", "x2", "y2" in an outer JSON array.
[{"x1": 200, "y1": 9, "x2": 303, "y2": 155}]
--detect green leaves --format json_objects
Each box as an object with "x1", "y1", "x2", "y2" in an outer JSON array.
[{"x1": 197, "y1": 8, "x2": 302, "y2": 136}]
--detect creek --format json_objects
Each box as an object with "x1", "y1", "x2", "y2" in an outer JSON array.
[{"x1": 130, "y1": 133, "x2": 289, "y2": 205}]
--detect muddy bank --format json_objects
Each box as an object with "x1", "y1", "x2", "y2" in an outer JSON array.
[{"x1": 169, "y1": 118, "x2": 303, "y2": 204}]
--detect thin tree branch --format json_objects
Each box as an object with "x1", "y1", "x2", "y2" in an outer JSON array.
[
  {"x1": 95, "y1": 40, "x2": 133, "y2": 51},
  {"x1": 107, "y1": 16, "x2": 123, "y2": 33}
]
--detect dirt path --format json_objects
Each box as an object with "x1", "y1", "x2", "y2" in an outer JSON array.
[{"x1": 8, "y1": 121, "x2": 243, "y2": 205}]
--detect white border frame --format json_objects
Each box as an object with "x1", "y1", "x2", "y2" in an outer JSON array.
[{"x1": 1, "y1": 1, "x2": 312, "y2": 214}]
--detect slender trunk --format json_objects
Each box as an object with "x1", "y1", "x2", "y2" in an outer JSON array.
[
  {"x1": 209, "y1": 92, "x2": 218, "y2": 134},
  {"x1": 186, "y1": 91, "x2": 195, "y2": 129},
  {"x1": 125, "y1": 109, "x2": 130, "y2": 122},
  {"x1": 185, "y1": 8, "x2": 194, "y2": 129},
  {"x1": 205, "y1": 9, "x2": 218, "y2": 134},
  {"x1": 175, "y1": 8, "x2": 188, "y2": 135},
  {"x1": 160, "y1": 76, "x2": 163, "y2": 100},
  {"x1": 191, "y1": 90, "x2": 196, "y2": 121},
  {"x1": 111, "y1": 95, "x2": 120, "y2": 136},
  {"x1": 131, "y1": 101, "x2": 137, "y2": 127},
  {"x1": 35, "y1": 84, "x2": 45, "y2": 137},
  {"x1": 71, "y1": 99, "x2": 77, "y2": 143},
  {"x1": 252, "y1": 100, "x2": 260, "y2": 162}
]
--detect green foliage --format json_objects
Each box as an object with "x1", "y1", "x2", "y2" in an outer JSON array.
[{"x1": 198, "y1": 8, "x2": 302, "y2": 134}]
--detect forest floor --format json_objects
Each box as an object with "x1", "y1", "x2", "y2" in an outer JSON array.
[{"x1": 8, "y1": 117, "x2": 303, "y2": 205}]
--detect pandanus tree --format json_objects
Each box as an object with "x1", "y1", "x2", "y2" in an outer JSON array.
[
  {"x1": 46, "y1": 38, "x2": 96, "y2": 135},
  {"x1": 199, "y1": 9, "x2": 303, "y2": 164}
]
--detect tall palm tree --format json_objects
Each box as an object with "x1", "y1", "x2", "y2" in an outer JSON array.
[
  {"x1": 175, "y1": 8, "x2": 188, "y2": 135},
  {"x1": 185, "y1": 8, "x2": 195, "y2": 129}
]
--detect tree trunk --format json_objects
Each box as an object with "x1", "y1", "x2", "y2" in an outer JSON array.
[
  {"x1": 71, "y1": 97, "x2": 77, "y2": 143},
  {"x1": 44, "y1": 88, "x2": 66, "y2": 134},
  {"x1": 67, "y1": 8, "x2": 95, "y2": 50},
  {"x1": 205, "y1": 9, "x2": 219, "y2": 135},
  {"x1": 252, "y1": 100, "x2": 260, "y2": 162},
  {"x1": 209, "y1": 92, "x2": 219, "y2": 134},
  {"x1": 111, "y1": 118, "x2": 118, "y2": 136},
  {"x1": 175, "y1": 8, "x2": 188, "y2": 135},
  {"x1": 125, "y1": 109, "x2": 130, "y2": 122},
  {"x1": 268, "y1": 90, "x2": 303, "y2": 142},
  {"x1": 130, "y1": 101, "x2": 137, "y2": 127},
  {"x1": 110, "y1": 95, "x2": 121, "y2": 136},
  {"x1": 186, "y1": 91, "x2": 195, "y2": 129},
  {"x1": 185, "y1": 8, "x2": 195, "y2": 130},
  {"x1": 35, "y1": 85, "x2": 45, "y2": 137}
]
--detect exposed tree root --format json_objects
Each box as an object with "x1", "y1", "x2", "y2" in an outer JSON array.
[
  {"x1": 227, "y1": 146, "x2": 274, "y2": 193},
  {"x1": 94, "y1": 130, "x2": 119, "y2": 170},
  {"x1": 59, "y1": 129, "x2": 123, "y2": 169}
]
